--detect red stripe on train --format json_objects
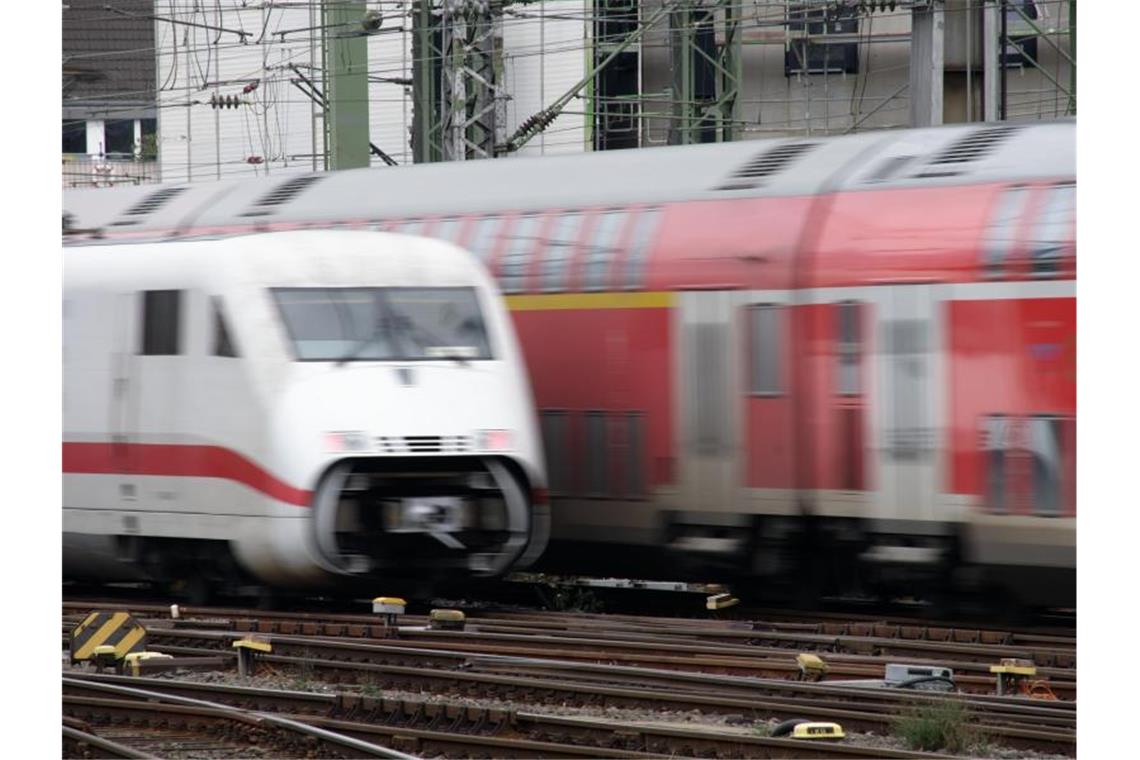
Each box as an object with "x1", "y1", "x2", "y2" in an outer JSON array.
[{"x1": 62, "y1": 442, "x2": 313, "y2": 507}]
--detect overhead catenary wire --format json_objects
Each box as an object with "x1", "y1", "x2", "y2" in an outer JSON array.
[{"x1": 64, "y1": 0, "x2": 1074, "y2": 186}]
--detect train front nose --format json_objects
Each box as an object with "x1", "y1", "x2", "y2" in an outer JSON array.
[{"x1": 277, "y1": 365, "x2": 539, "y2": 579}]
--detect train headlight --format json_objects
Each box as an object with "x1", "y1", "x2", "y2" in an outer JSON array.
[
  {"x1": 476, "y1": 429, "x2": 514, "y2": 452},
  {"x1": 324, "y1": 431, "x2": 369, "y2": 452}
]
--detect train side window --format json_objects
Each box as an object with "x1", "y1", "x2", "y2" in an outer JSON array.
[
  {"x1": 748, "y1": 304, "x2": 782, "y2": 395},
  {"x1": 140, "y1": 290, "x2": 182, "y2": 355},
  {"x1": 626, "y1": 412, "x2": 645, "y2": 498},
  {"x1": 584, "y1": 411, "x2": 608, "y2": 496},
  {"x1": 836, "y1": 301, "x2": 862, "y2": 396},
  {"x1": 623, "y1": 208, "x2": 662, "y2": 290},
  {"x1": 540, "y1": 410, "x2": 570, "y2": 495},
  {"x1": 211, "y1": 297, "x2": 238, "y2": 358},
  {"x1": 1029, "y1": 415, "x2": 1064, "y2": 516},
  {"x1": 982, "y1": 187, "x2": 1029, "y2": 278},
  {"x1": 466, "y1": 216, "x2": 504, "y2": 264},
  {"x1": 1030, "y1": 183, "x2": 1075, "y2": 278},
  {"x1": 500, "y1": 215, "x2": 541, "y2": 294},
  {"x1": 398, "y1": 220, "x2": 424, "y2": 237},
  {"x1": 542, "y1": 212, "x2": 585, "y2": 292},
  {"x1": 982, "y1": 414, "x2": 1007, "y2": 514},
  {"x1": 582, "y1": 210, "x2": 626, "y2": 291},
  {"x1": 432, "y1": 218, "x2": 463, "y2": 243}
]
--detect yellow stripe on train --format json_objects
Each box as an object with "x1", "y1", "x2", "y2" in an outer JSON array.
[{"x1": 504, "y1": 291, "x2": 675, "y2": 311}]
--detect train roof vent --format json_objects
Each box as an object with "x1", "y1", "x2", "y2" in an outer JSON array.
[
  {"x1": 863, "y1": 154, "x2": 917, "y2": 184},
  {"x1": 715, "y1": 142, "x2": 819, "y2": 190},
  {"x1": 241, "y1": 174, "x2": 325, "y2": 216},
  {"x1": 913, "y1": 125, "x2": 1020, "y2": 178},
  {"x1": 109, "y1": 186, "x2": 188, "y2": 226}
]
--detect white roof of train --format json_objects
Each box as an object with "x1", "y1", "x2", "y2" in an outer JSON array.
[
  {"x1": 64, "y1": 121, "x2": 1073, "y2": 236},
  {"x1": 64, "y1": 230, "x2": 494, "y2": 291}
]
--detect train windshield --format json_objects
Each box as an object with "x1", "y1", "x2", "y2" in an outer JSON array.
[{"x1": 272, "y1": 287, "x2": 493, "y2": 362}]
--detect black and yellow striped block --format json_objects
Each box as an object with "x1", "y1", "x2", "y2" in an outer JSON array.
[{"x1": 69, "y1": 611, "x2": 147, "y2": 663}]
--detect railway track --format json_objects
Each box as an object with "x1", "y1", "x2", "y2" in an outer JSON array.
[
  {"x1": 62, "y1": 599, "x2": 1076, "y2": 757},
  {"x1": 62, "y1": 614, "x2": 1075, "y2": 700},
  {"x1": 64, "y1": 673, "x2": 964, "y2": 759}
]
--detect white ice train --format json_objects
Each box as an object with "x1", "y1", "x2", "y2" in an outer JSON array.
[{"x1": 63, "y1": 231, "x2": 549, "y2": 592}]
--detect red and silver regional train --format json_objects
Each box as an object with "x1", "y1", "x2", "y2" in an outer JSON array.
[
  {"x1": 64, "y1": 231, "x2": 549, "y2": 594},
  {"x1": 65, "y1": 120, "x2": 1075, "y2": 607}
]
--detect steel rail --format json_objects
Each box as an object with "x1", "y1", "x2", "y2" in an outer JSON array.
[
  {"x1": 63, "y1": 673, "x2": 958, "y2": 759},
  {"x1": 61, "y1": 725, "x2": 158, "y2": 759},
  {"x1": 61, "y1": 676, "x2": 417, "y2": 759}
]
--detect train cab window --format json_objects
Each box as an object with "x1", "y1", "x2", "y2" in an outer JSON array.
[
  {"x1": 140, "y1": 290, "x2": 182, "y2": 355},
  {"x1": 211, "y1": 297, "x2": 238, "y2": 358},
  {"x1": 500, "y1": 215, "x2": 542, "y2": 294},
  {"x1": 272, "y1": 287, "x2": 492, "y2": 362},
  {"x1": 582, "y1": 210, "x2": 626, "y2": 291},
  {"x1": 1030, "y1": 183, "x2": 1075, "y2": 278},
  {"x1": 623, "y1": 208, "x2": 662, "y2": 290},
  {"x1": 982, "y1": 186, "x2": 1030, "y2": 278},
  {"x1": 837, "y1": 301, "x2": 862, "y2": 396},
  {"x1": 466, "y1": 216, "x2": 505, "y2": 264},
  {"x1": 748, "y1": 304, "x2": 782, "y2": 395},
  {"x1": 542, "y1": 212, "x2": 584, "y2": 292}
]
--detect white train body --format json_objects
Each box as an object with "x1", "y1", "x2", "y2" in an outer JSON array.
[{"x1": 63, "y1": 231, "x2": 548, "y2": 588}]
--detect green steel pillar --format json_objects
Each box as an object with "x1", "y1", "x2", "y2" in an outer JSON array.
[
  {"x1": 671, "y1": 1, "x2": 742, "y2": 145},
  {"x1": 412, "y1": 0, "x2": 443, "y2": 163},
  {"x1": 322, "y1": 1, "x2": 370, "y2": 170},
  {"x1": 1069, "y1": 0, "x2": 1076, "y2": 115}
]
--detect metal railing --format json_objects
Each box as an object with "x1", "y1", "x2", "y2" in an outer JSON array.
[{"x1": 62, "y1": 154, "x2": 159, "y2": 188}]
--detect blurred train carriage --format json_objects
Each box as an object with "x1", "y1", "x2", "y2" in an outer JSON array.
[
  {"x1": 63, "y1": 231, "x2": 549, "y2": 594},
  {"x1": 64, "y1": 120, "x2": 1076, "y2": 607}
]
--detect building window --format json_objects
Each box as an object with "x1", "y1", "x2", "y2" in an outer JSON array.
[
  {"x1": 785, "y1": 3, "x2": 859, "y2": 76},
  {"x1": 748, "y1": 304, "x2": 782, "y2": 395},
  {"x1": 212, "y1": 297, "x2": 238, "y2": 357},
  {"x1": 594, "y1": 1, "x2": 640, "y2": 150},
  {"x1": 140, "y1": 290, "x2": 182, "y2": 356},
  {"x1": 982, "y1": 186, "x2": 1030, "y2": 278},
  {"x1": 1030, "y1": 183, "x2": 1075, "y2": 278},
  {"x1": 105, "y1": 119, "x2": 135, "y2": 155},
  {"x1": 62, "y1": 120, "x2": 87, "y2": 153},
  {"x1": 1001, "y1": 0, "x2": 1040, "y2": 68}
]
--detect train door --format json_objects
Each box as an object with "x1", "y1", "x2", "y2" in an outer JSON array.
[
  {"x1": 676, "y1": 291, "x2": 746, "y2": 514},
  {"x1": 111, "y1": 292, "x2": 139, "y2": 509},
  {"x1": 134, "y1": 289, "x2": 185, "y2": 509},
  {"x1": 873, "y1": 285, "x2": 940, "y2": 524}
]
